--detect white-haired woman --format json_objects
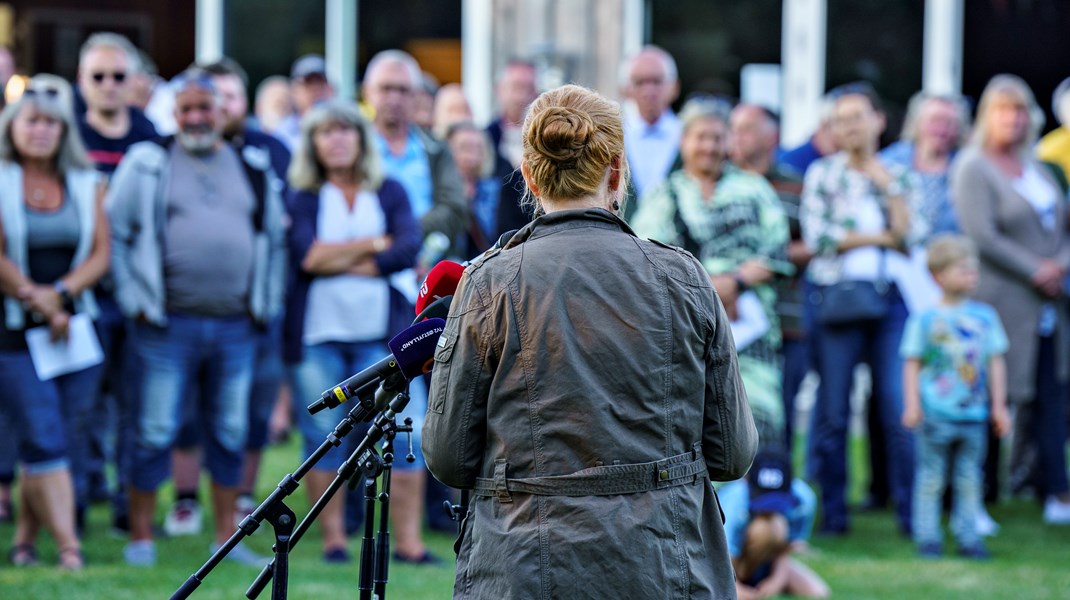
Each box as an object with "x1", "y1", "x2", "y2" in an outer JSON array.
[
  {"x1": 0, "y1": 77, "x2": 109, "y2": 569},
  {"x1": 283, "y1": 99, "x2": 423, "y2": 561},
  {"x1": 951, "y1": 74, "x2": 1070, "y2": 524}
]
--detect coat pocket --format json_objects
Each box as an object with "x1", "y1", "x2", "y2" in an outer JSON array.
[{"x1": 428, "y1": 328, "x2": 456, "y2": 414}]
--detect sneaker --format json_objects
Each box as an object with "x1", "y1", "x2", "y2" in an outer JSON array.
[
  {"x1": 1043, "y1": 496, "x2": 1070, "y2": 525},
  {"x1": 210, "y1": 542, "x2": 268, "y2": 567},
  {"x1": 323, "y1": 547, "x2": 351, "y2": 564},
  {"x1": 917, "y1": 542, "x2": 942, "y2": 559},
  {"x1": 957, "y1": 544, "x2": 991, "y2": 560},
  {"x1": 976, "y1": 508, "x2": 1000, "y2": 537},
  {"x1": 164, "y1": 499, "x2": 203, "y2": 537},
  {"x1": 234, "y1": 494, "x2": 257, "y2": 529},
  {"x1": 123, "y1": 540, "x2": 156, "y2": 566}
]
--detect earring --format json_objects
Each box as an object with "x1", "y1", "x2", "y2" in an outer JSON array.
[{"x1": 611, "y1": 200, "x2": 620, "y2": 211}]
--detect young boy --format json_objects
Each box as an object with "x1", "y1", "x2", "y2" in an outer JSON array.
[
  {"x1": 719, "y1": 445, "x2": 829, "y2": 599},
  {"x1": 900, "y1": 234, "x2": 1010, "y2": 559}
]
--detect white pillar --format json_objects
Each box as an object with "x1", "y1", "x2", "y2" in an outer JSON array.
[
  {"x1": 326, "y1": 0, "x2": 358, "y2": 100},
  {"x1": 780, "y1": 0, "x2": 826, "y2": 148},
  {"x1": 621, "y1": 0, "x2": 644, "y2": 61},
  {"x1": 463, "y1": 0, "x2": 494, "y2": 126},
  {"x1": 922, "y1": 0, "x2": 964, "y2": 95},
  {"x1": 195, "y1": 0, "x2": 225, "y2": 63}
]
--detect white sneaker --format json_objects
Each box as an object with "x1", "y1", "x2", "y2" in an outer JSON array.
[
  {"x1": 976, "y1": 508, "x2": 1000, "y2": 537},
  {"x1": 1043, "y1": 497, "x2": 1070, "y2": 525},
  {"x1": 234, "y1": 494, "x2": 257, "y2": 529},
  {"x1": 164, "y1": 499, "x2": 204, "y2": 536}
]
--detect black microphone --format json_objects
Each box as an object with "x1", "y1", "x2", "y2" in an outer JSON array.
[
  {"x1": 307, "y1": 318, "x2": 446, "y2": 415},
  {"x1": 413, "y1": 295, "x2": 452, "y2": 324}
]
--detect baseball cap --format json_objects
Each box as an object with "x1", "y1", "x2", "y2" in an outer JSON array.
[
  {"x1": 747, "y1": 445, "x2": 799, "y2": 515},
  {"x1": 291, "y1": 54, "x2": 327, "y2": 81}
]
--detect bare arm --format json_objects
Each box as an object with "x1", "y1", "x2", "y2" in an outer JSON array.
[
  {"x1": 300, "y1": 235, "x2": 389, "y2": 275},
  {"x1": 989, "y1": 354, "x2": 1010, "y2": 437},
  {"x1": 901, "y1": 358, "x2": 923, "y2": 429}
]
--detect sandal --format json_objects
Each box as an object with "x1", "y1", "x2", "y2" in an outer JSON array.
[
  {"x1": 58, "y1": 546, "x2": 84, "y2": 571},
  {"x1": 9, "y1": 543, "x2": 38, "y2": 567}
]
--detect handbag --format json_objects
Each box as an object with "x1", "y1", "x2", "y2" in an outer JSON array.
[{"x1": 817, "y1": 250, "x2": 890, "y2": 326}]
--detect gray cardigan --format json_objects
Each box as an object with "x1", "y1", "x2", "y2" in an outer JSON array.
[{"x1": 950, "y1": 146, "x2": 1070, "y2": 404}]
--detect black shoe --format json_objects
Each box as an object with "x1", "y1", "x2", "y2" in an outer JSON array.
[
  {"x1": 111, "y1": 512, "x2": 130, "y2": 535},
  {"x1": 392, "y1": 551, "x2": 442, "y2": 565},
  {"x1": 917, "y1": 542, "x2": 942, "y2": 559},
  {"x1": 957, "y1": 544, "x2": 991, "y2": 561}
]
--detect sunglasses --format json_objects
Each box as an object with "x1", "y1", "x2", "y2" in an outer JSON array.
[
  {"x1": 91, "y1": 71, "x2": 127, "y2": 84},
  {"x1": 23, "y1": 87, "x2": 61, "y2": 99}
]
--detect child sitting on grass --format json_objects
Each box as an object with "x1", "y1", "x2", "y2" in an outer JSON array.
[
  {"x1": 900, "y1": 234, "x2": 1010, "y2": 559},
  {"x1": 719, "y1": 445, "x2": 829, "y2": 599}
]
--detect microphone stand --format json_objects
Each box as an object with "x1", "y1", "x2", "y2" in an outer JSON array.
[
  {"x1": 245, "y1": 390, "x2": 413, "y2": 600},
  {"x1": 170, "y1": 385, "x2": 381, "y2": 600}
]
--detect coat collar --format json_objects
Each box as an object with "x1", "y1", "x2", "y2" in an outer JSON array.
[{"x1": 505, "y1": 207, "x2": 637, "y2": 249}]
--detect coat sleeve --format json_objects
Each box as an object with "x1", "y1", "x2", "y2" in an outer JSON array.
[
  {"x1": 422, "y1": 143, "x2": 469, "y2": 243},
  {"x1": 951, "y1": 154, "x2": 1040, "y2": 283},
  {"x1": 374, "y1": 179, "x2": 423, "y2": 276},
  {"x1": 423, "y1": 270, "x2": 492, "y2": 488},
  {"x1": 699, "y1": 276, "x2": 758, "y2": 481},
  {"x1": 104, "y1": 150, "x2": 145, "y2": 318}
]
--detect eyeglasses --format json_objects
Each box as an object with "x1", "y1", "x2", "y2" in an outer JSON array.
[{"x1": 91, "y1": 71, "x2": 127, "y2": 84}]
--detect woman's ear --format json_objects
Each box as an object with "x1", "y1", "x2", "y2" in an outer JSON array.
[
  {"x1": 608, "y1": 154, "x2": 623, "y2": 193},
  {"x1": 521, "y1": 161, "x2": 540, "y2": 198}
]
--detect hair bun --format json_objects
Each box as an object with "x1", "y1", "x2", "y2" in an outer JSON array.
[{"x1": 528, "y1": 106, "x2": 594, "y2": 166}]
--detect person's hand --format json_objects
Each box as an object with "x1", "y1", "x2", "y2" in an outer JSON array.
[
  {"x1": 992, "y1": 405, "x2": 1011, "y2": 437},
  {"x1": 902, "y1": 404, "x2": 923, "y2": 429},
  {"x1": 787, "y1": 240, "x2": 813, "y2": 268},
  {"x1": 17, "y1": 283, "x2": 63, "y2": 318},
  {"x1": 711, "y1": 275, "x2": 740, "y2": 321},
  {"x1": 48, "y1": 310, "x2": 70, "y2": 343},
  {"x1": 736, "y1": 259, "x2": 771, "y2": 287},
  {"x1": 1031, "y1": 260, "x2": 1064, "y2": 298},
  {"x1": 735, "y1": 582, "x2": 762, "y2": 600},
  {"x1": 860, "y1": 157, "x2": 894, "y2": 192}
]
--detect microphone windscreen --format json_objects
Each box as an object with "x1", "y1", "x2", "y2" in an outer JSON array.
[
  {"x1": 388, "y1": 318, "x2": 446, "y2": 380},
  {"x1": 416, "y1": 261, "x2": 464, "y2": 314}
]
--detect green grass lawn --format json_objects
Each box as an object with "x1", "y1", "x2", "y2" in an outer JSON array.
[{"x1": 2, "y1": 436, "x2": 1069, "y2": 599}]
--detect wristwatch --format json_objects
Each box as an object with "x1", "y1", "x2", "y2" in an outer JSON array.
[{"x1": 54, "y1": 281, "x2": 73, "y2": 306}]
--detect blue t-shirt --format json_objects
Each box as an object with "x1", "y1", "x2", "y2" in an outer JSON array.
[
  {"x1": 375, "y1": 128, "x2": 433, "y2": 218},
  {"x1": 718, "y1": 478, "x2": 816, "y2": 559},
  {"x1": 899, "y1": 300, "x2": 1009, "y2": 422}
]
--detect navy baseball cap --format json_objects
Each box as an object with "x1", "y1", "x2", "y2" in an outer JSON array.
[
  {"x1": 747, "y1": 446, "x2": 799, "y2": 515},
  {"x1": 291, "y1": 54, "x2": 327, "y2": 81}
]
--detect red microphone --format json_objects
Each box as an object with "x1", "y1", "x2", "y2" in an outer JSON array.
[{"x1": 415, "y1": 260, "x2": 464, "y2": 315}]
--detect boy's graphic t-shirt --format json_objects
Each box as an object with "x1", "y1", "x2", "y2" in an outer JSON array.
[{"x1": 899, "y1": 300, "x2": 1008, "y2": 422}]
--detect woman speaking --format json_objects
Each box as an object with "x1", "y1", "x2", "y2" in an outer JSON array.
[{"x1": 424, "y1": 84, "x2": 758, "y2": 598}]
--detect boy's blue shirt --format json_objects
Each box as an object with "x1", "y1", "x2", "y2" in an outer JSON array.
[{"x1": 899, "y1": 299, "x2": 1008, "y2": 422}]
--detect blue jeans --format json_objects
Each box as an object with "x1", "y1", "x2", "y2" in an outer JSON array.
[
  {"x1": 94, "y1": 294, "x2": 139, "y2": 515},
  {"x1": 129, "y1": 313, "x2": 257, "y2": 490},
  {"x1": 913, "y1": 419, "x2": 987, "y2": 548},
  {"x1": 809, "y1": 286, "x2": 914, "y2": 531},
  {"x1": 289, "y1": 340, "x2": 427, "y2": 473},
  {"x1": 781, "y1": 336, "x2": 810, "y2": 450},
  {"x1": 1032, "y1": 334, "x2": 1070, "y2": 497},
  {"x1": 0, "y1": 351, "x2": 102, "y2": 503}
]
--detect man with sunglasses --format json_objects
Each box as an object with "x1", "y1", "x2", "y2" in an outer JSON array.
[
  {"x1": 75, "y1": 32, "x2": 158, "y2": 175},
  {"x1": 73, "y1": 32, "x2": 160, "y2": 537}
]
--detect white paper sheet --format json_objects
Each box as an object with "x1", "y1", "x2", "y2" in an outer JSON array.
[
  {"x1": 25, "y1": 313, "x2": 104, "y2": 381},
  {"x1": 730, "y1": 291, "x2": 770, "y2": 350}
]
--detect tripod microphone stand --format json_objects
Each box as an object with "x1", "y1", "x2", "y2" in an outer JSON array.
[
  {"x1": 244, "y1": 389, "x2": 413, "y2": 600},
  {"x1": 170, "y1": 384, "x2": 412, "y2": 600}
]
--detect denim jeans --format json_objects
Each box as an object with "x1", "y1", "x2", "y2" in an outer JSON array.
[
  {"x1": 781, "y1": 336, "x2": 810, "y2": 450},
  {"x1": 1031, "y1": 334, "x2": 1070, "y2": 497},
  {"x1": 0, "y1": 351, "x2": 102, "y2": 504},
  {"x1": 289, "y1": 340, "x2": 427, "y2": 473},
  {"x1": 913, "y1": 419, "x2": 987, "y2": 548},
  {"x1": 94, "y1": 294, "x2": 140, "y2": 515},
  {"x1": 129, "y1": 313, "x2": 257, "y2": 490},
  {"x1": 809, "y1": 286, "x2": 914, "y2": 531}
]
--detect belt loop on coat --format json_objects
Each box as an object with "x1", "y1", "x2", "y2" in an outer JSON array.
[
  {"x1": 493, "y1": 459, "x2": 513, "y2": 503},
  {"x1": 691, "y1": 442, "x2": 703, "y2": 485}
]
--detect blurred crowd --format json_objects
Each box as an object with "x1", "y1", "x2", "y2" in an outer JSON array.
[{"x1": 0, "y1": 31, "x2": 1066, "y2": 597}]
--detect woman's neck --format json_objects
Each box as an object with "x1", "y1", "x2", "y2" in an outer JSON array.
[
  {"x1": 21, "y1": 157, "x2": 57, "y2": 177},
  {"x1": 539, "y1": 193, "x2": 611, "y2": 214},
  {"x1": 684, "y1": 164, "x2": 722, "y2": 199},
  {"x1": 845, "y1": 145, "x2": 875, "y2": 168},
  {"x1": 914, "y1": 140, "x2": 950, "y2": 172}
]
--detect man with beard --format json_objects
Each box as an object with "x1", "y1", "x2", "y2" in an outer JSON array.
[
  {"x1": 106, "y1": 68, "x2": 288, "y2": 566},
  {"x1": 157, "y1": 57, "x2": 293, "y2": 539}
]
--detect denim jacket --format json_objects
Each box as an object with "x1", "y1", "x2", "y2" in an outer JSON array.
[{"x1": 105, "y1": 137, "x2": 288, "y2": 326}]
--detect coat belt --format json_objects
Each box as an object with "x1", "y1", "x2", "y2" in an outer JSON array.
[{"x1": 472, "y1": 443, "x2": 706, "y2": 503}]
